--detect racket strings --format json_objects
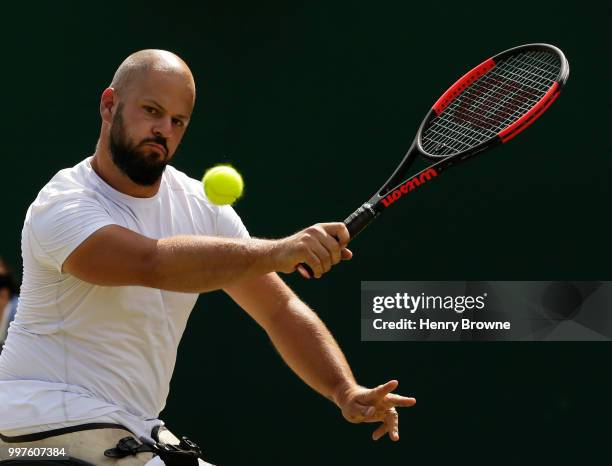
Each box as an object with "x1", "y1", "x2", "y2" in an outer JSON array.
[{"x1": 422, "y1": 51, "x2": 561, "y2": 156}]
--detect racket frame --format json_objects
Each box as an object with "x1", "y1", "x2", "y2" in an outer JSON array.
[{"x1": 343, "y1": 43, "x2": 569, "y2": 238}]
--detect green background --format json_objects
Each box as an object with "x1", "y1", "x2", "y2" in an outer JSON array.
[{"x1": 2, "y1": 1, "x2": 610, "y2": 465}]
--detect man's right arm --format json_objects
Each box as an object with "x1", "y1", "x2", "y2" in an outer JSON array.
[{"x1": 62, "y1": 223, "x2": 351, "y2": 292}]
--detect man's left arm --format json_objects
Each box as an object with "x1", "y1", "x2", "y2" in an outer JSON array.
[{"x1": 224, "y1": 273, "x2": 416, "y2": 441}]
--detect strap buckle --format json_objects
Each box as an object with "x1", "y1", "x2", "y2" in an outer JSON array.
[{"x1": 104, "y1": 436, "x2": 151, "y2": 459}]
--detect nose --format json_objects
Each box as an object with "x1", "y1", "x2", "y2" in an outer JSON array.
[{"x1": 152, "y1": 116, "x2": 173, "y2": 139}]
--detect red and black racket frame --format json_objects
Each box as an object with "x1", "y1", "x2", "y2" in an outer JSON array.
[{"x1": 343, "y1": 43, "x2": 569, "y2": 239}]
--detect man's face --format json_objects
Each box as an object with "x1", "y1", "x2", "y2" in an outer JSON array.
[{"x1": 109, "y1": 71, "x2": 194, "y2": 186}]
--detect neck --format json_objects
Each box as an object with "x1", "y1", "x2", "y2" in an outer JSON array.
[{"x1": 91, "y1": 139, "x2": 162, "y2": 198}]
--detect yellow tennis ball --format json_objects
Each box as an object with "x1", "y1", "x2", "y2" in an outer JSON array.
[{"x1": 202, "y1": 165, "x2": 244, "y2": 205}]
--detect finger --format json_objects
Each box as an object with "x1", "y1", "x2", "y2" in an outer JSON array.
[
  {"x1": 303, "y1": 250, "x2": 323, "y2": 278},
  {"x1": 311, "y1": 225, "x2": 341, "y2": 266},
  {"x1": 321, "y1": 222, "x2": 350, "y2": 247},
  {"x1": 318, "y1": 230, "x2": 342, "y2": 265},
  {"x1": 309, "y1": 240, "x2": 332, "y2": 274},
  {"x1": 383, "y1": 394, "x2": 417, "y2": 408},
  {"x1": 296, "y1": 264, "x2": 311, "y2": 279},
  {"x1": 361, "y1": 380, "x2": 399, "y2": 402},
  {"x1": 385, "y1": 409, "x2": 399, "y2": 441},
  {"x1": 341, "y1": 248, "x2": 353, "y2": 261},
  {"x1": 371, "y1": 423, "x2": 387, "y2": 441},
  {"x1": 334, "y1": 223, "x2": 350, "y2": 247}
]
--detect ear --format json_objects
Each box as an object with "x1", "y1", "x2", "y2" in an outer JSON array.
[{"x1": 100, "y1": 88, "x2": 117, "y2": 124}]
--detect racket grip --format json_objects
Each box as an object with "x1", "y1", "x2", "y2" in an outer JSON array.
[
  {"x1": 344, "y1": 203, "x2": 378, "y2": 239},
  {"x1": 297, "y1": 204, "x2": 377, "y2": 279}
]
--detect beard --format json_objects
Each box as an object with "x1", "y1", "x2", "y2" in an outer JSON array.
[{"x1": 109, "y1": 105, "x2": 171, "y2": 186}]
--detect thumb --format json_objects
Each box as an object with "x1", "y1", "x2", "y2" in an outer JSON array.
[
  {"x1": 341, "y1": 248, "x2": 353, "y2": 261},
  {"x1": 344, "y1": 402, "x2": 376, "y2": 423},
  {"x1": 359, "y1": 404, "x2": 376, "y2": 417}
]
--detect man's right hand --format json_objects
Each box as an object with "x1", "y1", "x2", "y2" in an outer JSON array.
[{"x1": 272, "y1": 223, "x2": 353, "y2": 278}]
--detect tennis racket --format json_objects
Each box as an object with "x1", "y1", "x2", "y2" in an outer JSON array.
[{"x1": 299, "y1": 43, "x2": 569, "y2": 278}]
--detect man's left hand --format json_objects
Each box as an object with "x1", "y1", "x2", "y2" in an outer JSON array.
[{"x1": 334, "y1": 379, "x2": 416, "y2": 441}]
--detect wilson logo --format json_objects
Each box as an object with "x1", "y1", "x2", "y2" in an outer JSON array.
[{"x1": 380, "y1": 168, "x2": 438, "y2": 208}]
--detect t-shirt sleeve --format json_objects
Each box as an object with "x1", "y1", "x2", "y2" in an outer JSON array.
[
  {"x1": 216, "y1": 205, "x2": 250, "y2": 239},
  {"x1": 28, "y1": 191, "x2": 116, "y2": 273}
]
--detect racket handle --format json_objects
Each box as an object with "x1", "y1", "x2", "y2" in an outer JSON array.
[
  {"x1": 297, "y1": 204, "x2": 378, "y2": 279},
  {"x1": 344, "y1": 203, "x2": 378, "y2": 239}
]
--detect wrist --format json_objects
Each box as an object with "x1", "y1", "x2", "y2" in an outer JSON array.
[
  {"x1": 251, "y1": 238, "x2": 282, "y2": 273},
  {"x1": 265, "y1": 237, "x2": 289, "y2": 273},
  {"x1": 330, "y1": 379, "x2": 359, "y2": 407}
]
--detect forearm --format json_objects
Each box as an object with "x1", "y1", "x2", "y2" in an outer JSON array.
[
  {"x1": 150, "y1": 235, "x2": 278, "y2": 292},
  {"x1": 64, "y1": 222, "x2": 351, "y2": 290},
  {"x1": 264, "y1": 298, "x2": 357, "y2": 403}
]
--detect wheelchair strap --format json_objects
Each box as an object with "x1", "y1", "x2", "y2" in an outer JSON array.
[{"x1": 105, "y1": 435, "x2": 201, "y2": 466}]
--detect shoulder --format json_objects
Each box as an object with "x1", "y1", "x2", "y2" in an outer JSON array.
[
  {"x1": 27, "y1": 159, "x2": 110, "y2": 231},
  {"x1": 33, "y1": 158, "x2": 101, "y2": 208}
]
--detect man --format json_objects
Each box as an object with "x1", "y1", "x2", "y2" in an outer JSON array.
[
  {"x1": 0, "y1": 50, "x2": 415, "y2": 465},
  {"x1": 0, "y1": 257, "x2": 19, "y2": 350}
]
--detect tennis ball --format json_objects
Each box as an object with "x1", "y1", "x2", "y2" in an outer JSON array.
[{"x1": 202, "y1": 165, "x2": 244, "y2": 205}]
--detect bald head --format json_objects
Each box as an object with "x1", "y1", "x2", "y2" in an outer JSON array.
[
  {"x1": 110, "y1": 49, "x2": 195, "y2": 103},
  {"x1": 95, "y1": 50, "x2": 197, "y2": 192}
]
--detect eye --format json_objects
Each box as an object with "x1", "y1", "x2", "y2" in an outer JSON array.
[
  {"x1": 144, "y1": 106, "x2": 159, "y2": 115},
  {"x1": 172, "y1": 118, "x2": 185, "y2": 128}
]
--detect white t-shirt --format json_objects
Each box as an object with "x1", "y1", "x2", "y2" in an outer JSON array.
[{"x1": 0, "y1": 157, "x2": 249, "y2": 440}]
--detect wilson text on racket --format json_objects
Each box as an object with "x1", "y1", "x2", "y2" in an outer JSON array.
[{"x1": 379, "y1": 168, "x2": 438, "y2": 208}]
